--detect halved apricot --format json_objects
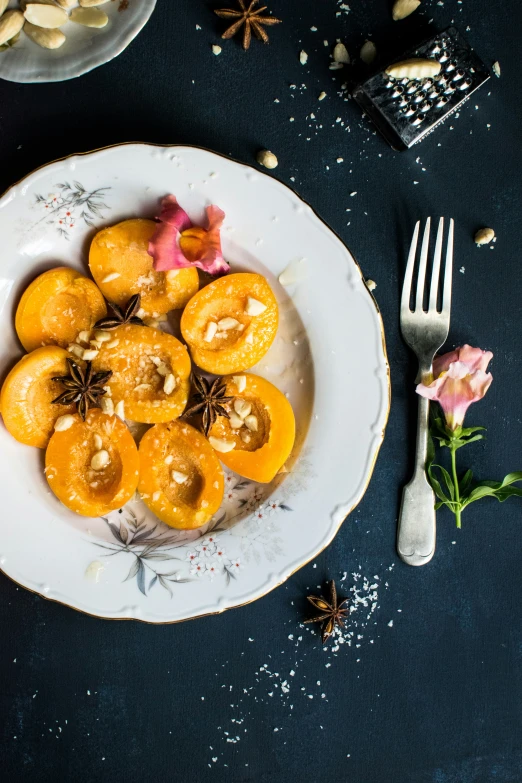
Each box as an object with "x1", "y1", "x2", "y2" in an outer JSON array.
[
  {"x1": 89, "y1": 219, "x2": 199, "y2": 317},
  {"x1": 180, "y1": 273, "x2": 278, "y2": 375},
  {"x1": 0, "y1": 346, "x2": 76, "y2": 448},
  {"x1": 92, "y1": 323, "x2": 191, "y2": 423},
  {"x1": 138, "y1": 420, "x2": 224, "y2": 529},
  {"x1": 208, "y1": 373, "x2": 295, "y2": 483},
  {"x1": 45, "y1": 409, "x2": 140, "y2": 517},
  {"x1": 15, "y1": 267, "x2": 107, "y2": 352}
]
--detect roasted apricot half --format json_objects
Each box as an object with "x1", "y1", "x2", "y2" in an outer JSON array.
[
  {"x1": 89, "y1": 219, "x2": 199, "y2": 317},
  {"x1": 180, "y1": 273, "x2": 278, "y2": 375},
  {"x1": 1, "y1": 346, "x2": 76, "y2": 448},
  {"x1": 15, "y1": 267, "x2": 107, "y2": 352},
  {"x1": 45, "y1": 409, "x2": 140, "y2": 517},
  {"x1": 91, "y1": 323, "x2": 191, "y2": 423},
  {"x1": 207, "y1": 373, "x2": 295, "y2": 483},
  {"x1": 138, "y1": 420, "x2": 224, "y2": 529}
]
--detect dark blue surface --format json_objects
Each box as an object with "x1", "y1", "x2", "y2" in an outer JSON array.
[{"x1": 1, "y1": 2, "x2": 522, "y2": 781}]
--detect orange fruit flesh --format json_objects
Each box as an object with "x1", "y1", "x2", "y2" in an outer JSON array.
[
  {"x1": 89, "y1": 218, "x2": 199, "y2": 317},
  {"x1": 92, "y1": 323, "x2": 191, "y2": 423},
  {"x1": 45, "y1": 409, "x2": 140, "y2": 517},
  {"x1": 0, "y1": 345, "x2": 76, "y2": 448},
  {"x1": 138, "y1": 421, "x2": 224, "y2": 529},
  {"x1": 180, "y1": 273, "x2": 278, "y2": 375},
  {"x1": 15, "y1": 266, "x2": 106, "y2": 352},
  {"x1": 209, "y1": 373, "x2": 295, "y2": 483}
]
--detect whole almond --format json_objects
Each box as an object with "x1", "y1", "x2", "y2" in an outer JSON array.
[
  {"x1": 24, "y1": 4, "x2": 68, "y2": 28},
  {"x1": 0, "y1": 0, "x2": 9, "y2": 18},
  {"x1": 386, "y1": 58, "x2": 441, "y2": 79},
  {"x1": 392, "y1": 0, "x2": 421, "y2": 21},
  {"x1": 0, "y1": 10, "x2": 24, "y2": 46},
  {"x1": 70, "y1": 6, "x2": 109, "y2": 27},
  {"x1": 360, "y1": 40, "x2": 377, "y2": 65},
  {"x1": 55, "y1": 0, "x2": 77, "y2": 8},
  {"x1": 80, "y1": 0, "x2": 110, "y2": 5},
  {"x1": 474, "y1": 227, "x2": 495, "y2": 246},
  {"x1": 24, "y1": 21, "x2": 65, "y2": 48}
]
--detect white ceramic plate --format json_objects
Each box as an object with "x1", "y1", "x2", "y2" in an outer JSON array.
[
  {"x1": 0, "y1": 0, "x2": 156, "y2": 84},
  {"x1": 0, "y1": 143, "x2": 389, "y2": 622}
]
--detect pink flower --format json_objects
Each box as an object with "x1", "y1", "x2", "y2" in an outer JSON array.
[
  {"x1": 148, "y1": 194, "x2": 229, "y2": 275},
  {"x1": 416, "y1": 345, "x2": 493, "y2": 430}
]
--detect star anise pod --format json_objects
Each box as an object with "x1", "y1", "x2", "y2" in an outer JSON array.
[
  {"x1": 52, "y1": 359, "x2": 113, "y2": 421},
  {"x1": 303, "y1": 580, "x2": 349, "y2": 643},
  {"x1": 215, "y1": 0, "x2": 281, "y2": 51},
  {"x1": 182, "y1": 375, "x2": 233, "y2": 436},
  {"x1": 93, "y1": 293, "x2": 143, "y2": 331}
]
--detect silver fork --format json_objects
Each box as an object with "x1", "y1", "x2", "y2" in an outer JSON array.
[{"x1": 397, "y1": 217, "x2": 454, "y2": 566}]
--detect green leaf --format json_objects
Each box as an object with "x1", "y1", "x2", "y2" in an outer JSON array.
[
  {"x1": 460, "y1": 426, "x2": 486, "y2": 437},
  {"x1": 434, "y1": 463, "x2": 455, "y2": 500},
  {"x1": 499, "y1": 471, "x2": 522, "y2": 487},
  {"x1": 460, "y1": 469, "x2": 474, "y2": 496},
  {"x1": 452, "y1": 433, "x2": 484, "y2": 450},
  {"x1": 428, "y1": 465, "x2": 450, "y2": 504},
  {"x1": 493, "y1": 487, "x2": 522, "y2": 502}
]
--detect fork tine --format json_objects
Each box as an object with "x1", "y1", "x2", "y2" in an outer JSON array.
[
  {"x1": 401, "y1": 220, "x2": 420, "y2": 312},
  {"x1": 442, "y1": 218, "x2": 454, "y2": 314},
  {"x1": 415, "y1": 218, "x2": 431, "y2": 311},
  {"x1": 428, "y1": 217, "x2": 444, "y2": 311}
]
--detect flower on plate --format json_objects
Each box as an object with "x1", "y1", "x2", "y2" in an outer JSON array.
[
  {"x1": 185, "y1": 550, "x2": 199, "y2": 563},
  {"x1": 224, "y1": 488, "x2": 237, "y2": 502},
  {"x1": 253, "y1": 505, "x2": 266, "y2": 521},
  {"x1": 265, "y1": 500, "x2": 280, "y2": 516},
  {"x1": 214, "y1": 546, "x2": 227, "y2": 560},
  {"x1": 196, "y1": 542, "x2": 216, "y2": 558},
  {"x1": 190, "y1": 562, "x2": 205, "y2": 577},
  {"x1": 148, "y1": 194, "x2": 229, "y2": 275},
  {"x1": 205, "y1": 562, "x2": 219, "y2": 580},
  {"x1": 228, "y1": 557, "x2": 243, "y2": 572},
  {"x1": 416, "y1": 345, "x2": 493, "y2": 430}
]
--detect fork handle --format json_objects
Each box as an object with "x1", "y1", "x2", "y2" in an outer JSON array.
[{"x1": 397, "y1": 375, "x2": 436, "y2": 566}]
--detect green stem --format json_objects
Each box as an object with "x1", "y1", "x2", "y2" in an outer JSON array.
[{"x1": 450, "y1": 444, "x2": 462, "y2": 529}]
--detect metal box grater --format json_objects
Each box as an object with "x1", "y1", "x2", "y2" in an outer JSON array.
[{"x1": 352, "y1": 27, "x2": 491, "y2": 150}]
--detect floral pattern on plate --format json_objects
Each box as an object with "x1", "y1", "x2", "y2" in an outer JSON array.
[
  {"x1": 33, "y1": 181, "x2": 111, "y2": 239},
  {"x1": 93, "y1": 470, "x2": 293, "y2": 597}
]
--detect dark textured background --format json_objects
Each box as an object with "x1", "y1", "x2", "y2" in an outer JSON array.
[{"x1": 1, "y1": 1, "x2": 522, "y2": 781}]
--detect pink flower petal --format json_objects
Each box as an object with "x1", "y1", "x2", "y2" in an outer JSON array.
[{"x1": 157, "y1": 194, "x2": 192, "y2": 233}]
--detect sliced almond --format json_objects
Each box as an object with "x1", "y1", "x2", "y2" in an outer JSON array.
[
  {"x1": 134, "y1": 383, "x2": 152, "y2": 392},
  {"x1": 209, "y1": 436, "x2": 236, "y2": 453},
  {"x1": 67, "y1": 344, "x2": 84, "y2": 359},
  {"x1": 103, "y1": 385, "x2": 112, "y2": 397},
  {"x1": 105, "y1": 339, "x2": 120, "y2": 349},
  {"x1": 164, "y1": 454, "x2": 174, "y2": 465},
  {"x1": 70, "y1": 6, "x2": 108, "y2": 27},
  {"x1": 204, "y1": 321, "x2": 218, "y2": 342},
  {"x1": 218, "y1": 317, "x2": 240, "y2": 330},
  {"x1": 233, "y1": 375, "x2": 247, "y2": 393},
  {"x1": 55, "y1": 0, "x2": 77, "y2": 8},
  {"x1": 234, "y1": 399, "x2": 252, "y2": 419},
  {"x1": 245, "y1": 332, "x2": 254, "y2": 345},
  {"x1": 385, "y1": 58, "x2": 441, "y2": 80},
  {"x1": 392, "y1": 0, "x2": 421, "y2": 21},
  {"x1": 114, "y1": 400, "x2": 125, "y2": 420},
  {"x1": 244, "y1": 414, "x2": 258, "y2": 432},
  {"x1": 245, "y1": 297, "x2": 267, "y2": 316},
  {"x1": 101, "y1": 272, "x2": 121, "y2": 283},
  {"x1": 229, "y1": 413, "x2": 245, "y2": 430},
  {"x1": 156, "y1": 362, "x2": 169, "y2": 377},
  {"x1": 0, "y1": 0, "x2": 9, "y2": 16},
  {"x1": 80, "y1": 0, "x2": 110, "y2": 6},
  {"x1": 54, "y1": 414, "x2": 75, "y2": 432},
  {"x1": 0, "y1": 10, "x2": 24, "y2": 47},
  {"x1": 256, "y1": 149, "x2": 278, "y2": 169},
  {"x1": 492, "y1": 61, "x2": 501, "y2": 78},
  {"x1": 77, "y1": 330, "x2": 92, "y2": 345},
  {"x1": 163, "y1": 373, "x2": 176, "y2": 395},
  {"x1": 94, "y1": 330, "x2": 112, "y2": 342},
  {"x1": 24, "y1": 24, "x2": 65, "y2": 50},
  {"x1": 171, "y1": 470, "x2": 189, "y2": 485},
  {"x1": 24, "y1": 4, "x2": 68, "y2": 28},
  {"x1": 100, "y1": 397, "x2": 114, "y2": 415},
  {"x1": 93, "y1": 433, "x2": 103, "y2": 451},
  {"x1": 82, "y1": 349, "x2": 99, "y2": 361},
  {"x1": 240, "y1": 431, "x2": 251, "y2": 443},
  {"x1": 91, "y1": 449, "x2": 110, "y2": 471},
  {"x1": 152, "y1": 490, "x2": 161, "y2": 502}
]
